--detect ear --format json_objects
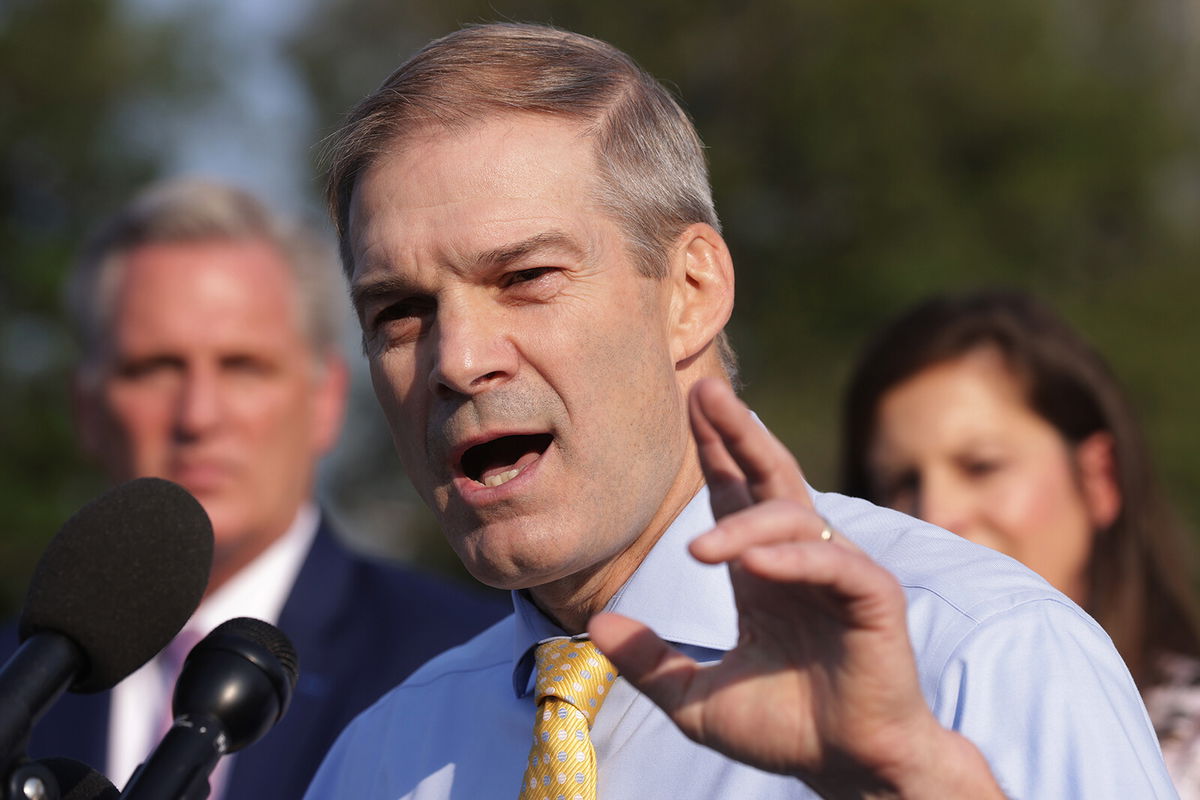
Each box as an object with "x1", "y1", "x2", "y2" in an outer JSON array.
[
  {"x1": 666, "y1": 223, "x2": 734, "y2": 369},
  {"x1": 1075, "y1": 431, "x2": 1122, "y2": 530},
  {"x1": 311, "y1": 353, "x2": 350, "y2": 455}
]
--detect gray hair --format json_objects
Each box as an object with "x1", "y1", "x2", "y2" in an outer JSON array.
[
  {"x1": 67, "y1": 178, "x2": 345, "y2": 368},
  {"x1": 321, "y1": 22, "x2": 737, "y2": 383}
]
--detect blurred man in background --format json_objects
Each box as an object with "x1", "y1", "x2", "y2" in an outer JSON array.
[{"x1": 15, "y1": 178, "x2": 505, "y2": 799}]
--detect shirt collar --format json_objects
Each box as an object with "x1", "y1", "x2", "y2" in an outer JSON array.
[{"x1": 510, "y1": 487, "x2": 736, "y2": 697}]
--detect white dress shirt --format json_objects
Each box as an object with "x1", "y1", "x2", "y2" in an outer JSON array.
[{"x1": 109, "y1": 503, "x2": 318, "y2": 791}]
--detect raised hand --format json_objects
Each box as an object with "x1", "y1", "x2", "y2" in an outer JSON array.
[{"x1": 588, "y1": 378, "x2": 1001, "y2": 798}]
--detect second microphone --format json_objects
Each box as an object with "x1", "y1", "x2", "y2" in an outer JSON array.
[{"x1": 120, "y1": 618, "x2": 299, "y2": 800}]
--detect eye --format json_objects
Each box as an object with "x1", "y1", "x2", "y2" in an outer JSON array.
[
  {"x1": 503, "y1": 267, "x2": 557, "y2": 287},
  {"x1": 367, "y1": 298, "x2": 433, "y2": 346},
  {"x1": 961, "y1": 458, "x2": 1001, "y2": 478},
  {"x1": 115, "y1": 355, "x2": 179, "y2": 380},
  {"x1": 374, "y1": 302, "x2": 416, "y2": 325},
  {"x1": 373, "y1": 296, "x2": 428, "y2": 326},
  {"x1": 223, "y1": 355, "x2": 273, "y2": 376}
]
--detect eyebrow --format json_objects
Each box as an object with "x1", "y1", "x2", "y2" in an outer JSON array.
[
  {"x1": 475, "y1": 230, "x2": 586, "y2": 269},
  {"x1": 351, "y1": 230, "x2": 588, "y2": 313}
]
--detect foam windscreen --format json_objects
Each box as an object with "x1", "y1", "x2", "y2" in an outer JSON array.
[{"x1": 18, "y1": 477, "x2": 213, "y2": 692}]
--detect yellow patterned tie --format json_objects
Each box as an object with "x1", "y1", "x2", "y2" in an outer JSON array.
[{"x1": 519, "y1": 638, "x2": 618, "y2": 800}]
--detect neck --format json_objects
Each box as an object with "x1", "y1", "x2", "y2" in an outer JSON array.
[
  {"x1": 526, "y1": 367, "x2": 730, "y2": 632},
  {"x1": 204, "y1": 528, "x2": 286, "y2": 599},
  {"x1": 527, "y1": 466, "x2": 706, "y2": 633}
]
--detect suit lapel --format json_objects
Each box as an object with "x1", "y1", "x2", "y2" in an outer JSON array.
[{"x1": 222, "y1": 517, "x2": 355, "y2": 800}]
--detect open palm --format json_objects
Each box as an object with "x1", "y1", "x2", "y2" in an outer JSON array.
[{"x1": 589, "y1": 379, "x2": 999, "y2": 797}]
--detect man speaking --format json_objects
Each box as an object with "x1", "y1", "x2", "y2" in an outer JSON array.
[{"x1": 305, "y1": 23, "x2": 1174, "y2": 798}]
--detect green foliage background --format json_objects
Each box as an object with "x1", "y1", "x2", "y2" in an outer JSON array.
[{"x1": 3, "y1": 0, "x2": 1199, "y2": 615}]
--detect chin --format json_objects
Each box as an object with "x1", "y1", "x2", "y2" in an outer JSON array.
[
  {"x1": 454, "y1": 543, "x2": 570, "y2": 592},
  {"x1": 445, "y1": 511, "x2": 588, "y2": 585},
  {"x1": 455, "y1": 551, "x2": 537, "y2": 590},
  {"x1": 206, "y1": 509, "x2": 258, "y2": 549}
]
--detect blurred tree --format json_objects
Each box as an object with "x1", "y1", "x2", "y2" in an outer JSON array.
[
  {"x1": 6, "y1": 0, "x2": 1196, "y2": 615},
  {"x1": 0, "y1": 0, "x2": 213, "y2": 615},
  {"x1": 287, "y1": 0, "x2": 1200, "y2": 557}
]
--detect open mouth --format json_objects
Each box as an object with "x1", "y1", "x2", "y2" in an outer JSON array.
[{"x1": 460, "y1": 433, "x2": 553, "y2": 488}]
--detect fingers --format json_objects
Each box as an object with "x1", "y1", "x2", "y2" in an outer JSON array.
[
  {"x1": 690, "y1": 380, "x2": 754, "y2": 517},
  {"x1": 588, "y1": 612, "x2": 701, "y2": 721},
  {"x1": 737, "y1": 540, "x2": 908, "y2": 630},
  {"x1": 690, "y1": 500, "x2": 859, "y2": 565},
  {"x1": 690, "y1": 501, "x2": 899, "y2": 630},
  {"x1": 690, "y1": 379, "x2": 812, "y2": 519}
]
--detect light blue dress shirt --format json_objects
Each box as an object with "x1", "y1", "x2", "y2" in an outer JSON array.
[{"x1": 305, "y1": 487, "x2": 1177, "y2": 798}]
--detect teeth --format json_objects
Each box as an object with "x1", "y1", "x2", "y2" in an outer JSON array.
[{"x1": 482, "y1": 468, "x2": 521, "y2": 488}]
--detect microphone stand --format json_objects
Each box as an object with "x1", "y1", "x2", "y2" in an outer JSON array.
[
  {"x1": 0, "y1": 635, "x2": 80, "y2": 782},
  {"x1": 119, "y1": 714, "x2": 226, "y2": 800},
  {"x1": 0, "y1": 635, "x2": 79, "y2": 800}
]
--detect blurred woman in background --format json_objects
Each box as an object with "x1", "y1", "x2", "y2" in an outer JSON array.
[{"x1": 839, "y1": 289, "x2": 1200, "y2": 794}]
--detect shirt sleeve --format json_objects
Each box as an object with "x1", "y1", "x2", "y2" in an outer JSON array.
[{"x1": 932, "y1": 597, "x2": 1178, "y2": 799}]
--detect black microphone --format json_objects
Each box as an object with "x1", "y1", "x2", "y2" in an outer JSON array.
[
  {"x1": 7, "y1": 758, "x2": 121, "y2": 800},
  {"x1": 0, "y1": 477, "x2": 213, "y2": 772},
  {"x1": 120, "y1": 617, "x2": 299, "y2": 800}
]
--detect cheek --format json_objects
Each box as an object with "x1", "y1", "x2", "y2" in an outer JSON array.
[
  {"x1": 369, "y1": 356, "x2": 412, "y2": 420},
  {"x1": 103, "y1": 389, "x2": 171, "y2": 459},
  {"x1": 557, "y1": 305, "x2": 685, "y2": 499},
  {"x1": 558, "y1": 328, "x2": 675, "y2": 448},
  {"x1": 251, "y1": 390, "x2": 320, "y2": 451},
  {"x1": 368, "y1": 357, "x2": 429, "y2": 467},
  {"x1": 985, "y1": 460, "x2": 1087, "y2": 541},
  {"x1": 578, "y1": 290, "x2": 672, "y2": 383}
]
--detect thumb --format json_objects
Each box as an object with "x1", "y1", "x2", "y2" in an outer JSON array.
[{"x1": 588, "y1": 612, "x2": 702, "y2": 726}]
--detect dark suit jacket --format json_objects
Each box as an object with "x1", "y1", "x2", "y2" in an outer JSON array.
[{"x1": 4, "y1": 516, "x2": 508, "y2": 799}]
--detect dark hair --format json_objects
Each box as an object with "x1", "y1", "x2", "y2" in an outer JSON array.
[
  {"x1": 839, "y1": 289, "x2": 1200, "y2": 686},
  {"x1": 320, "y1": 21, "x2": 737, "y2": 383}
]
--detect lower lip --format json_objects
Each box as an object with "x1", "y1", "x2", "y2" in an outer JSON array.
[
  {"x1": 171, "y1": 465, "x2": 231, "y2": 492},
  {"x1": 452, "y1": 447, "x2": 548, "y2": 506}
]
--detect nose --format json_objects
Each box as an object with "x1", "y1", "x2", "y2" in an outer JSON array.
[
  {"x1": 916, "y1": 472, "x2": 975, "y2": 537},
  {"x1": 175, "y1": 364, "x2": 222, "y2": 439},
  {"x1": 427, "y1": 298, "x2": 518, "y2": 398}
]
